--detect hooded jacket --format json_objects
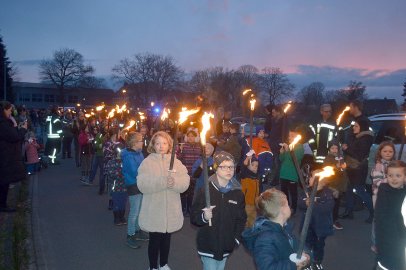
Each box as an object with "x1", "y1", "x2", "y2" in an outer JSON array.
[
  {"x1": 191, "y1": 174, "x2": 247, "y2": 261},
  {"x1": 242, "y1": 216, "x2": 296, "y2": 270},
  {"x1": 344, "y1": 130, "x2": 374, "y2": 163},
  {"x1": 121, "y1": 148, "x2": 144, "y2": 195},
  {"x1": 137, "y1": 153, "x2": 190, "y2": 233}
]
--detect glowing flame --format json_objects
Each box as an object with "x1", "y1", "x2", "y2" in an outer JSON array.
[
  {"x1": 85, "y1": 113, "x2": 91, "y2": 118},
  {"x1": 107, "y1": 109, "x2": 116, "y2": 119},
  {"x1": 160, "y1": 108, "x2": 171, "y2": 121},
  {"x1": 336, "y1": 106, "x2": 350, "y2": 126},
  {"x1": 283, "y1": 101, "x2": 292, "y2": 114},
  {"x1": 96, "y1": 105, "x2": 105, "y2": 111},
  {"x1": 124, "y1": 120, "x2": 136, "y2": 130},
  {"x1": 314, "y1": 166, "x2": 335, "y2": 181},
  {"x1": 250, "y1": 97, "x2": 256, "y2": 111},
  {"x1": 116, "y1": 104, "x2": 127, "y2": 114},
  {"x1": 91, "y1": 112, "x2": 95, "y2": 116},
  {"x1": 178, "y1": 107, "x2": 200, "y2": 125},
  {"x1": 242, "y1": 89, "x2": 252, "y2": 96},
  {"x1": 289, "y1": 135, "x2": 302, "y2": 150},
  {"x1": 138, "y1": 112, "x2": 145, "y2": 121},
  {"x1": 200, "y1": 112, "x2": 214, "y2": 146}
]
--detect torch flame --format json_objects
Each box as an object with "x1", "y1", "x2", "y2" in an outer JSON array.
[
  {"x1": 283, "y1": 101, "x2": 292, "y2": 114},
  {"x1": 124, "y1": 120, "x2": 136, "y2": 130},
  {"x1": 96, "y1": 105, "x2": 105, "y2": 111},
  {"x1": 178, "y1": 107, "x2": 200, "y2": 125},
  {"x1": 200, "y1": 112, "x2": 214, "y2": 146},
  {"x1": 249, "y1": 97, "x2": 256, "y2": 111},
  {"x1": 314, "y1": 166, "x2": 335, "y2": 181},
  {"x1": 138, "y1": 112, "x2": 145, "y2": 121},
  {"x1": 107, "y1": 109, "x2": 116, "y2": 119},
  {"x1": 116, "y1": 104, "x2": 127, "y2": 113},
  {"x1": 289, "y1": 135, "x2": 302, "y2": 150},
  {"x1": 243, "y1": 89, "x2": 252, "y2": 96},
  {"x1": 336, "y1": 106, "x2": 350, "y2": 126},
  {"x1": 85, "y1": 113, "x2": 91, "y2": 118},
  {"x1": 160, "y1": 108, "x2": 171, "y2": 121}
]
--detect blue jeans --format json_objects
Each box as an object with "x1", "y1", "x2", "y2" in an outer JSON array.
[
  {"x1": 26, "y1": 163, "x2": 38, "y2": 174},
  {"x1": 200, "y1": 256, "x2": 227, "y2": 270},
  {"x1": 89, "y1": 156, "x2": 104, "y2": 189},
  {"x1": 345, "y1": 183, "x2": 373, "y2": 213},
  {"x1": 111, "y1": 191, "x2": 127, "y2": 211},
  {"x1": 127, "y1": 194, "x2": 142, "y2": 235}
]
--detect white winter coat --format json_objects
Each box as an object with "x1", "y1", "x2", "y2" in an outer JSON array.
[{"x1": 137, "y1": 153, "x2": 190, "y2": 233}]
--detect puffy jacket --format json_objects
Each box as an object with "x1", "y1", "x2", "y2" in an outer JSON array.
[
  {"x1": 121, "y1": 148, "x2": 144, "y2": 195},
  {"x1": 137, "y1": 153, "x2": 190, "y2": 233},
  {"x1": 242, "y1": 216, "x2": 296, "y2": 270},
  {"x1": 191, "y1": 174, "x2": 247, "y2": 261}
]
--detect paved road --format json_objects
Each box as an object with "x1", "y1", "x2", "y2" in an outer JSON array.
[{"x1": 31, "y1": 158, "x2": 375, "y2": 270}]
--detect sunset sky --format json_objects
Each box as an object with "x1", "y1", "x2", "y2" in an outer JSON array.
[{"x1": 1, "y1": 0, "x2": 405, "y2": 99}]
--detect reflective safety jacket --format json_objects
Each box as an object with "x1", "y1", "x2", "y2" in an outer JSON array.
[
  {"x1": 309, "y1": 119, "x2": 336, "y2": 164},
  {"x1": 46, "y1": 114, "x2": 63, "y2": 139}
]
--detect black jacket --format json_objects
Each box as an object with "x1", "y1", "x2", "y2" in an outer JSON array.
[
  {"x1": 344, "y1": 130, "x2": 374, "y2": 162},
  {"x1": 191, "y1": 175, "x2": 247, "y2": 260},
  {"x1": 0, "y1": 116, "x2": 27, "y2": 185},
  {"x1": 375, "y1": 183, "x2": 406, "y2": 270}
]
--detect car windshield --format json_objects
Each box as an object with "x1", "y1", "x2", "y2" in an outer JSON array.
[{"x1": 372, "y1": 120, "x2": 405, "y2": 144}]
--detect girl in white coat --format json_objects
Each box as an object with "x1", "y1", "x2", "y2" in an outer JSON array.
[{"x1": 137, "y1": 131, "x2": 190, "y2": 270}]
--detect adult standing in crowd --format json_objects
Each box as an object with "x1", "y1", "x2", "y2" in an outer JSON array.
[
  {"x1": 45, "y1": 106, "x2": 62, "y2": 164},
  {"x1": 72, "y1": 111, "x2": 86, "y2": 167},
  {"x1": 0, "y1": 101, "x2": 27, "y2": 212},
  {"x1": 341, "y1": 118, "x2": 374, "y2": 222},
  {"x1": 61, "y1": 111, "x2": 74, "y2": 159},
  {"x1": 309, "y1": 104, "x2": 336, "y2": 164}
]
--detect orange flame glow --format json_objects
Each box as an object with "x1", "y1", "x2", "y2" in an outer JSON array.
[
  {"x1": 138, "y1": 112, "x2": 145, "y2": 121},
  {"x1": 314, "y1": 166, "x2": 335, "y2": 181},
  {"x1": 242, "y1": 89, "x2": 252, "y2": 96},
  {"x1": 160, "y1": 108, "x2": 171, "y2": 121},
  {"x1": 178, "y1": 107, "x2": 200, "y2": 125},
  {"x1": 107, "y1": 109, "x2": 116, "y2": 119},
  {"x1": 85, "y1": 114, "x2": 91, "y2": 118},
  {"x1": 96, "y1": 105, "x2": 105, "y2": 111},
  {"x1": 336, "y1": 106, "x2": 350, "y2": 126},
  {"x1": 250, "y1": 96, "x2": 256, "y2": 111},
  {"x1": 200, "y1": 112, "x2": 214, "y2": 146},
  {"x1": 289, "y1": 135, "x2": 302, "y2": 150},
  {"x1": 124, "y1": 120, "x2": 136, "y2": 130}
]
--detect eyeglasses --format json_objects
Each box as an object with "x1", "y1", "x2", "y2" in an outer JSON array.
[{"x1": 218, "y1": 166, "x2": 235, "y2": 171}]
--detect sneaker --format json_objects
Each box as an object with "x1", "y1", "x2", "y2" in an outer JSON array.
[
  {"x1": 160, "y1": 265, "x2": 171, "y2": 270},
  {"x1": 135, "y1": 231, "x2": 149, "y2": 241},
  {"x1": 333, "y1": 221, "x2": 343, "y2": 230},
  {"x1": 126, "y1": 235, "x2": 141, "y2": 249}
]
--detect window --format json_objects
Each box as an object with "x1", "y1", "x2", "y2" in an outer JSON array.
[
  {"x1": 19, "y1": 93, "x2": 30, "y2": 102},
  {"x1": 44, "y1": 94, "x2": 55, "y2": 103},
  {"x1": 32, "y1": 93, "x2": 43, "y2": 102},
  {"x1": 68, "y1": 95, "x2": 78, "y2": 103}
]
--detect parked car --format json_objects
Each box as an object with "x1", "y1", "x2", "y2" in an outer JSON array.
[{"x1": 230, "y1": 116, "x2": 266, "y2": 134}]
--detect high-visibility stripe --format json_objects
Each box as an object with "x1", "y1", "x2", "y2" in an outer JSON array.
[
  {"x1": 48, "y1": 148, "x2": 57, "y2": 164},
  {"x1": 319, "y1": 123, "x2": 335, "y2": 130},
  {"x1": 47, "y1": 134, "x2": 60, "y2": 138}
]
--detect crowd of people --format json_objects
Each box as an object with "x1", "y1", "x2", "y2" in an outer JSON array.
[{"x1": 1, "y1": 99, "x2": 406, "y2": 270}]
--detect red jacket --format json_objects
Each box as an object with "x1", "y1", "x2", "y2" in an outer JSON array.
[{"x1": 24, "y1": 140, "x2": 40, "y2": 164}]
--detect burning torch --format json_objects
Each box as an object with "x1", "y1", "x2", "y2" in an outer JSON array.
[{"x1": 282, "y1": 101, "x2": 292, "y2": 143}]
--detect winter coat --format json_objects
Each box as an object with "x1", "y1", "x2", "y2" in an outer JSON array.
[
  {"x1": 279, "y1": 144, "x2": 304, "y2": 182},
  {"x1": 137, "y1": 153, "x2": 190, "y2": 233},
  {"x1": 24, "y1": 139, "x2": 40, "y2": 164},
  {"x1": 218, "y1": 133, "x2": 242, "y2": 164},
  {"x1": 192, "y1": 157, "x2": 215, "y2": 191},
  {"x1": 323, "y1": 154, "x2": 348, "y2": 193},
  {"x1": 176, "y1": 142, "x2": 201, "y2": 175},
  {"x1": 121, "y1": 148, "x2": 144, "y2": 195},
  {"x1": 78, "y1": 131, "x2": 93, "y2": 155},
  {"x1": 242, "y1": 216, "x2": 296, "y2": 270},
  {"x1": 105, "y1": 143, "x2": 126, "y2": 193},
  {"x1": 375, "y1": 183, "x2": 406, "y2": 270},
  {"x1": 252, "y1": 137, "x2": 271, "y2": 156},
  {"x1": 0, "y1": 116, "x2": 27, "y2": 185},
  {"x1": 191, "y1": 174, "x2": 247, "y2": 261},
  {"x1": 92, "y1": 133, "x2": 105, "y2": 156},
  {"x1": 298, "y1": 187, "x2": 334, "y2": 238},
  {"x1": 344, "y1": 131, "x2": 373, "y2": 185}
]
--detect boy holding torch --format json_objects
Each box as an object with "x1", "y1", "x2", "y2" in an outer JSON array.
[{"x1": 191, "y1": 151, "x2": 247, "y2": 270}]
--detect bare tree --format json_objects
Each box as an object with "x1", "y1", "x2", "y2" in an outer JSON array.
[
  {"x1": 343, "y1": 80, "x2": 368, "y2": 101},
  {"x1": 296, "y1": 82, "x2": 325, "y2": 107},
  {"x1": 112, "y1": 53, "x2": 184, "y2": 102},
  {"x1": 39, "y1": 48, "x2": 94, "y2": 105},
  {"x1": 258, "y1": 67, "x2": 295, "y2": 105}
]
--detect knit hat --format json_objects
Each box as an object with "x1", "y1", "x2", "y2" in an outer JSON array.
[
  {"x1": 328, "y1": 139, "x2": 340, "y2": 150},
  {"x1": 213, "y1": 151, "x2": 235, "y2": 169},
  {"x1": 256, "y1": 125, "x2": 265, "y2": 136}
]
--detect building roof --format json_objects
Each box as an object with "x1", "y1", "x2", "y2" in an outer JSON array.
[{"x1": 363, "y1": 98, "x2": 399, "y2": 115}]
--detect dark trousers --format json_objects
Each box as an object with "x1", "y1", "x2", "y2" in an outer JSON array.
[
  {"x1": 62, "y1": 136, "x2": 73, "y2": 158},
  {"x1": 306, "y1": 227, "x2": 326, "y2": 263},
  {"x1": 111, "y1": 191, "x2": 127, "y2": 211},
  {"x1": 0, "y1": 183, "x2": 10, "y2": 208},
  {"x1": 181, "y1": 180, "x2": 195, "y2": 214},
  {"x1": 73, "y1": 137, "x2": 80, "y2": 166},
  {"x1": 280, "y1": 179, "x2": 298, "y2": 212},
  {"x1": 333, "y1": 196, "x2": 341, "y2": 222},
  {"x1": 345, "y1": 183, "x2": 373, "y2": 214},
  {"x1": 89, "y1": 156, "x2": 104, "y2": 191},
  {"x1": 148, "y1": 232, "x2": 171, "y2": 269}
]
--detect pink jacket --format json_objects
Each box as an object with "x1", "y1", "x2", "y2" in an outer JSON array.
[{"x1": 24, "y1": 140, "x2": 40, "y2": 164}]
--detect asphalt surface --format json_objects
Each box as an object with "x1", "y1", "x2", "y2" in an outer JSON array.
[{"x1": 31, "y1": 158, "x2": 375, "y2": 270}]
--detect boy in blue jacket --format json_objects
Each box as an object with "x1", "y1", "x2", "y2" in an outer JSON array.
[
  {"x1": 121, "y1": 131, "x2": 148, "y2": 249},
  {"x1": 298, "y1": 173, "x2": 334, "y2": 269}
]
